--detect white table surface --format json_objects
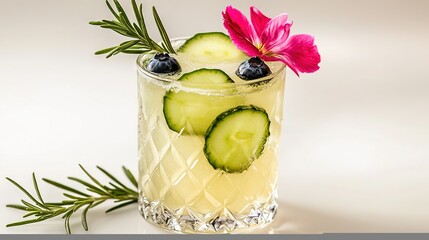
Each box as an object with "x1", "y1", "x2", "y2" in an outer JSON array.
[{"x1": 1, "y1": 0, "x2": 428, "y2": 234}]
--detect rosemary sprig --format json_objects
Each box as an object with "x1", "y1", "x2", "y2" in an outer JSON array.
[
  {"x1": 90, "y1": 0, "x2": 176, "y2": 58},
  {"x1": 5, "y1": 165, "x2": 139, "y2": 234}
]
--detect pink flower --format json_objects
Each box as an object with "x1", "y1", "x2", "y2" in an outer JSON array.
[{"x1": 223, "y1": 6, "x2": 321, "y2": 76}]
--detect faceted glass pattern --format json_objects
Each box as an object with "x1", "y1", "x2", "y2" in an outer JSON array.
[{"x1": 137, "y1": 52, "x2": 285, "y2": 233}]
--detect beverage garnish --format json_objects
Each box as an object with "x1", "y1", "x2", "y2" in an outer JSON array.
[
  {"x1": 5, "y1": 165, "x2": 138, "y2": 234},
  {"x1": 89, "y1": 0, "x2": 175, "y2": 58},
  {"x1": 223, "y1": 6, "x2": 321, "y2": 76}
]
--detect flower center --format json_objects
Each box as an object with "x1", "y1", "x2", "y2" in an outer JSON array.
[{"x1": 258, "y1": 45, "x2": 272, "y2": 56}]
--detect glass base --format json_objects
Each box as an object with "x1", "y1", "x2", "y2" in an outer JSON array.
[{"x1": 138, "y1": 194, "x2": 278, "y2": 234}]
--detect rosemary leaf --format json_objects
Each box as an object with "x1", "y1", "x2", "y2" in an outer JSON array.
[
  {"x1": 97, "y1": 166, "x2": 136, "y2": 194},
  {"x1": 132, "y1": 0, "x2": 143, "y2": 32},
  {"x1": 91, "y1": 0, "x2": 175, "y2": 57},
  {"x1": 43, "y1": 178, "x2": 90, "y2": 197},
  {"x1": 118, "y1": 12, "x2": 136, "y2": 35},
  {"x1": 32, "y1": 173, "x2": 45, "y2": 205},
  {"x1": 22, "y1": 211, "x2": 39, "y2": 218},
  {"x1": 6, "y1": 204, "x2": 28, "y2": 211},
  {"x1": 21, "y1": 200, "x2": 42, "y2": 211},
  {"x1": 64, "y1": 211, "x2": 73, "y2": 234},
  {"x1": 132, "y1": 23, "x2": 145, "y2": 39},
  {"x1": 88, "y1": 21, "x2": 104, "y2": 26},
  {"x1": 101, "y1": 19, "x2": 122, "y2": 26},
  {"x1": 121, "y1": 49, "x2": 149, "y2": 54},
  {"x1": 105, "y1": 0, "x2": 120, "y2": 20},
  {"x1": 152, "y1": 6, "x2": 176, "y2": 54},
  {"x1": 6, "y1": 218, "x2": 45, "y2": 227},
  {"x1": 68, "y1": 177, "x2": 108, "y2": 195},
  {"x1": 86, "y1": 187, "x2": 111, "y2": 196},
  {"x1": 122, "y1": 166, "x2": 138, "y2": 188},
  {"x1": 6, "y1": 177, "x2": 44, "y2": 208},
  {"x1": 63, "y1": 193, "x2": 84, "y2": 200},
  {"x1": 113, "y1": 0, "x2": 130, "y2": 23},
  {"x1": 81, "y1": 203, "x2": 92, "y2": 231},
  {"x1": 134, "y1": 1, "x2": 154, "y2": 49},
  {"x1": 105, "y1": 199, "x2": 137, "y2": 213},
  {"x1": 7, "y1": 165, "x2": 139, "y2": 234},
  {"x1": 91, "y1": 199, "x2": 106, "y2": 208},
  {"x1": 44, "y1": 202, "x2": 71, "y2": 206},
  {"x1": 99, "y1": 24, "x2": 131, "y2": 37},
  {"x1": 72, "y1": 202, "x2": 89, "y2": 213},
  {"x1": 78, "y1": 164, "x2": 112, "y2": 194}
]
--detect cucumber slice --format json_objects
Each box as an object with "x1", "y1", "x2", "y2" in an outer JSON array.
[
  {"x1": 179, "y1": 32, "x2": 247, "y2": 64},
  {"x1": 163, "y1": 69, "x2": 244, "y2": 135},
  {"x1": 179, "y1": 68, "x2": 233, "y2": 87},
  {"x1": 204, "y1": 105, "x2": 270, "y2": 173}
]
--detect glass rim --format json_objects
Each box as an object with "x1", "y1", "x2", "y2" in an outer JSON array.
[{"x1": 136, "y1": 37, "x2": 286, "y2": 88}]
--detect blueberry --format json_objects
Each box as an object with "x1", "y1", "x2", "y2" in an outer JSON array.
[
  {"x1": 236, "y1": 57, "x2": 271, "y2": 80},
  {"x1": 146, "y1": 53, "x2": 181, "y2": 74}
]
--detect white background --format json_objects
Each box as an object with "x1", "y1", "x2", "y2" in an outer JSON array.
[{"x1": 1, "y1": 0, "x2": 428, "y2": 234}]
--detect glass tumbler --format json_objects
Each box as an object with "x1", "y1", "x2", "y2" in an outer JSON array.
[{"x1": 137, "y1": 39, "x2": 286, "y2": 233}]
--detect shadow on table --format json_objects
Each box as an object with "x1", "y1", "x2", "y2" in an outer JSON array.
[{"x1": 253, "y1": 201, "x2": 370, "y2": 234}]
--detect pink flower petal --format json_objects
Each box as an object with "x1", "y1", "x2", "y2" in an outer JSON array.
[
  {"x1": 260, "y1": 14, "x2": 292, "y2": 53},
  {"x1": 276, "y1": 34, "x2": 321, "y2": 76},
  {"x1": 250, "y1": 6, "x2": 271, "y2": 37},
  {"x1": 222, "y1": 6, "x2": 321, "y2": 77},
  {"x1": 263, "y1": 54, "x2": 301, "y2": 76},
  {"x1": 223, "y1": 6, "x2": 260, "y2": 57}
]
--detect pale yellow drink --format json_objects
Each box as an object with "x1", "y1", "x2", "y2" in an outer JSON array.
[{"x1": 137, "y1": 39, "x2": 285, "y2": 233}]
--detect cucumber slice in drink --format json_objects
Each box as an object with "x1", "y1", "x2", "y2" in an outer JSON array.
[
  {"x1": 179, "y1": 68, "x2": 233, "y2": 86},
  {"x1": 204, "y1": 105, "x2": 270, "y2": 173},
  {"x1": 163, "y1": 69, "x2": 244, "y2": 135},
  {"x1": 179, "y1": 32, "x2": 247, "y2": 64}
]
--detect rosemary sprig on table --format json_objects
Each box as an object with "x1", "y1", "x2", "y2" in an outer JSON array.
[
  {"x1": 5, "y1": 165, "x2": 138, "y2": 234},
  {"x1": 90, "y1": 0, "x2": 176, "y2": 58}
]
